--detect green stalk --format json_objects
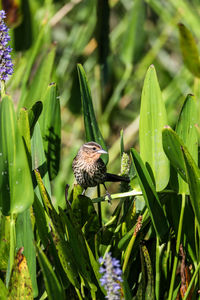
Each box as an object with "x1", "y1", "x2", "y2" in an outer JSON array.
[
  {"x1": 155, "y1": 237, "x2": 160, "y2": 300},
  {"x1": 0, "y1": 80, "x2": 5, "y2": 98},
  {"x1": 97, "y1": 184, "x2": 102, "y2": 229},
  {"x1": 122, "y1": 209, "x2": 148, "y2": 273},
  {"x1": 168, "y1": 193, "x2": 186, "y2": 300},
  {"x1": 182, "y1": 261, "x2": 200, "y2": 300},
  {"x1": 155, "y1": 237, "x2": 165, "y2": 299},
  {"x1": 9, "y1": 213, "x2": 16, "y2": 276}
]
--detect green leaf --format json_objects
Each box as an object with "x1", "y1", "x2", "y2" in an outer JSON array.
[
  {"x1": 31, "y1": 122, "x2": 51, "y2": 201},
  {"x1": 139, "y1": 65, "x2": 169, "y2": 191},
  {"x1": 71, "y1": 195, "x2": 99, "y2": 234},
  {"x1": 18, "y1": 107, "x2": 31, "y2": 156},
  {"x1": 181, "y1": 146, "x2": 200, "y2": 228},
  {"x1": 0, "y1": 278, "x2": 9, "y2": 300},
  {"x1": 175, "y1": 94, "x2": 198, "y2": 194},
  {"x1": 141, "y1": 244, "x2": 155, "y2": 300},
  {"x1": 39, "y1": 83, "x2": 61, "y2": 180},
  {"x1": 58, "y1": 207, "x2": 97, "y2": 293},
  {"x1": 28, "y1": 101, "x2": 43, "y2": 137},
  {"x1": 16, "y1": 209, "x2": 38, "y2": 297},
  {"x1": 162, "y1": 127, "x2": 187, "y2": 181},
  {"x1": 34, "y1": 169, "x2": 80, "y2": 288},
  {"x1": 178, "y1": 23, "x2": 200, "y2": 77},
  {"x1": 33, "y1": 195, "x2": 69, "y2": 288},
  {"x1": 131, "y1": 148, "x2": 169, "y2": 241},
  {"x1": 0, "y1": 215, "x2": 10, "y2": 270},
  {"x1": 9, "y1": 248, "x2": 33, "y2": 299},
  {"x1": 36, "y1": 246, "x2": 65, "y2": 300},
  {"x1": 77, "y1": 64, "x2": 108, "y2": 164},
  {"x1": 19, "y1": 45, "x2": 56, "y2": 110},
  {"x1": 0, "y1": 96, "x2": 34, "y2": 215}
]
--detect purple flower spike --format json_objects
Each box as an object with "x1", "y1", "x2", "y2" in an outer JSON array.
[
  {"x1": 99, "y1": 252, "x2": 124, "y2": 300},
  {"x1": 0, "y1": 10, "x2": 13, "y2": 82}
]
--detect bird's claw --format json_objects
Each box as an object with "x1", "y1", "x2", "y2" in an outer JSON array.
[{"x1": 105, "y1": 191, "x2": 112, "y2": 204}]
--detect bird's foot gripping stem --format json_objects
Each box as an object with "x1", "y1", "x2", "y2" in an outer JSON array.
[{"x1": 103, "y1": 183, "x2": 112, "y2": 204}]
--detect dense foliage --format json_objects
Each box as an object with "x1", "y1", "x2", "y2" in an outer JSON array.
[{"x1": 0, "y1": 0, "x2": 200, "y2": 299}]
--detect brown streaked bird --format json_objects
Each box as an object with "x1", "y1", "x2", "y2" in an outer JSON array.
[{"x1": 72, "y1": 142, "x2": 130, "y2": 199}]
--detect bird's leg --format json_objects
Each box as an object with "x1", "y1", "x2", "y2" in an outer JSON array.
[
  {"x1": 82, "y1": 189, "x2": 86, "y2": 195},
  {"x1": 103, "y1": 183, "x2": 112, "y2": 204}
]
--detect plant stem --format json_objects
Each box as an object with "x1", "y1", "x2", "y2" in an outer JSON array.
[
  {"x1": 122, "y1": 209, "x2": 148, "y2": 273},
  {"x1": 1, "y1": 80, "x2": 5, "y2": 98},
  {"x1": 97, "y1": 184, "x2": 102, "y2": 229},
  {"x1": 182, "y1": 261, "x2": 200, "y2": 300},
  {"x1": 168, "y1": 193, "x2": 186, "y2": 300},
  {"x1": 155, "y1": 236, "x2": 163, "y2": 300},
  {"x1": 9, "y1": 213, "x2": 16, "y2": 277}
]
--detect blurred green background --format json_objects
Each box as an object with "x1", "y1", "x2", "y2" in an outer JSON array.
[{"x1": 2, "y1": 0, "x2": 199, "y2": 205}]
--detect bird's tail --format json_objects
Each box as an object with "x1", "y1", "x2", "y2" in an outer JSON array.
[{"x1": 105, "y1": 173, "x2": 130, "y2": 183}]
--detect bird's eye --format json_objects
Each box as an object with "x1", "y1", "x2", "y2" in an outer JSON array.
[{"x1": 92, "y1": 147, "x2": 96, "y2": 151}]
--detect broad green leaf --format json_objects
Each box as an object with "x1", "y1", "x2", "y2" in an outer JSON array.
[
  {"x1": 77, "y1": 64, "x2": 108, "y2": 164},
  {"x1": 37, "y1": 246, "x2": 65, "y2": 300},
  {"x1": 34, "y1": 169, "x2": 80, "y2": 288},
  {"x1": 0, "y1": 278, "x2": 9, "y2": 300},
  {"x1": 0, "y1": 96, "x2": 34, "y2": 215},
  {"x1": 0, "y1": 215, "x2": 10, "y2": 270},
  {"x1": 71, "y1": 194, "x2": 99, "y2": 235},
  {"x1": 33, "y1": 195, "x2": 69, "y2": 288},
  {"x1": 59, "y1": 207, "x2": 97, "y2": 293},
  {"x1": 139, "y1": 65, "x2": 169, "y2": 191},
  {"x1": 9, "y1": 248, "x2": 33, "y2": 299},
  {"x1": 175, "y1": 94, "x2": 198, "y2": 194},
  {"x1": 19, "y1": 45, "x2": 56, "y2": 109},
  {"x1": 16, "y1": 209, "x2": 38, "y2": 297},
  {"x1": 31, "y1": 122, "x2": 51, "y2": 201},
  {"x1": 28, "y1": 101, "x2": 43, "y2": 137},
  {"x1": 178, "y1": 23, "x2": 200, "y2": 78},
  {"x1": 131, "y1": 148, "x2": 169, "y2": 241},
  {"x1": 162, "y1": 127, "x2": 186, "y2": 181},
  {"x1": 39, "y1": 83, "x2": 61, "y2": 180},
  {"x1": 18, "y1": 107, "x2": 31, "y2": 155},
  {"x1": 181, "y1": 146, "x2": 200, "y2": 228}
]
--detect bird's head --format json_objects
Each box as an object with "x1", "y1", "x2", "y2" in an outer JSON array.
[{"x1": 80, "y1": 142, "x2": 107, "y2": 162}]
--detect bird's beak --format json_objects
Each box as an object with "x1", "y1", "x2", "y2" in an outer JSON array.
[{"x1": 97, "y1": 149, "x2": 108, "y2": 154}]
